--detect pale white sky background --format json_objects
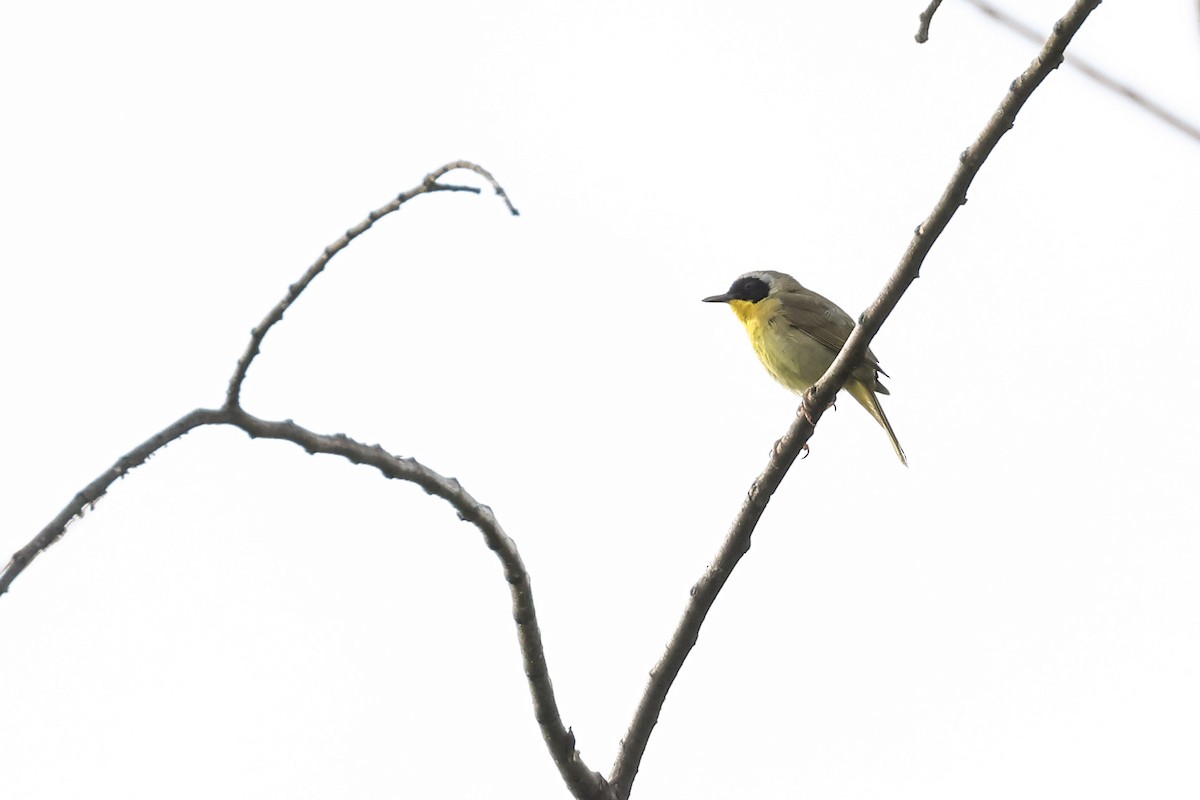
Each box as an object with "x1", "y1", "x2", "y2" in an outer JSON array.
[{"x1": 2, "y1": 1, "x2": 1198, "y2": 798}]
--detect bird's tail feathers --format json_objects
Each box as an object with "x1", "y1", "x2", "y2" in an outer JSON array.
[{"x1": 845, "y1": 379, "x2": 907, "y2": 466}]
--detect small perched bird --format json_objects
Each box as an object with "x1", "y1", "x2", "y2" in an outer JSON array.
[{"x1": 703, "y1": 270, "x2": 907, "y2": 465}]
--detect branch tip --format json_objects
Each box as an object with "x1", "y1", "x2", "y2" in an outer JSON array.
[
  {"x1": 915, "y1": 0, "x2": 945, "y2": 43},
  {"x1": 224, "y1": 162, "x2": 518, "y2": 407}
]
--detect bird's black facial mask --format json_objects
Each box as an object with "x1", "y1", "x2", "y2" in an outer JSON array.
[
  {"x1": 729, "y1": 276, "x2": 770, "y2": 302},
  {"x1": 704, "y1": 276, "x2": 770, "y2": 304}
]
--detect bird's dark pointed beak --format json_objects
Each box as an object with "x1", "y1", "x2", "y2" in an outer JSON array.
[{"x1": 702, "y1": 292, "x2": 734, "y2": 303}]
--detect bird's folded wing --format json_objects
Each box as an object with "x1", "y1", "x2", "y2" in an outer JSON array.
[{"x1": 775, "y1": 290, "x2": 887, "y2": 376}]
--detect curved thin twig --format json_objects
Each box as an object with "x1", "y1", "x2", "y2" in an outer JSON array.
[
  {"x1": 0, "y1": 407, "x2": 230, "y2": 596},
  {"x1": 223, "y1": 409, "x2": 611, "y2": 800},
  {"x1": 608, "y1": 1, "x2": 1103, "y2": 795},
  {"x1": 3, "y1": 406, "x2": 607, "y2": 797},
  {"x1": 225, "y1": 161, "x2": 519, "y2": 407}
]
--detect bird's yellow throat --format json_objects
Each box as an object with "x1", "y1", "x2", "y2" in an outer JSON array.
[
  {"x1": 727, "y1": 298, "x2": 764, "y2": 327},
  {"x1": 727, "y1": 298, "x2": 772, "y2": 352}
]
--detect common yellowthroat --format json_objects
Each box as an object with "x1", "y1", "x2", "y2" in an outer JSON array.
[{"x1": 704, "y1": 270, "x2": 907, "y2": 465}]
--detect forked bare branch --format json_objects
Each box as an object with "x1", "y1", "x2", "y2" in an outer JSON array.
[
  {"x1": 3, "y1": 163, "x2": 518, "y2": 599},
  {"x1": 1, "y1": 160, "x2": 614, "y2": 798}
]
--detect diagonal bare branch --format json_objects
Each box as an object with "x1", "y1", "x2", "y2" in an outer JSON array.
[
  {"x1": 0, "y1": 407, "x2": 231, "y2": 596},
  {"x1": 225, "y1": 161, "x2": 519, "y2": 408},
  {"x1": 814, "y1": 0, "x2": 1102, "y2": 417},
  {"x1": 964, "y1": 0, "x2": 1200, "y2": 143},
  {"x1": 608, "y1": 1, "x2": 1103, "y2": 796}
]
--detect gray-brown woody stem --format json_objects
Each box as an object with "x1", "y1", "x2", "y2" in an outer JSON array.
[{"x1": 608, "y1": 2, "x2": 1103, "y2": 796}]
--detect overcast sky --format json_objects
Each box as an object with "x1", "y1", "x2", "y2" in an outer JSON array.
[{"x1": 3, "y1": 1, "x2": 1199, "y2": 798}]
